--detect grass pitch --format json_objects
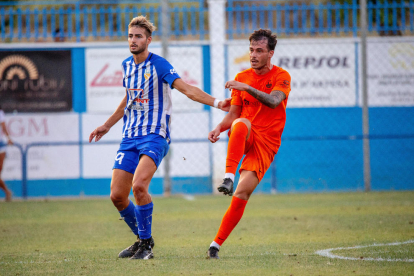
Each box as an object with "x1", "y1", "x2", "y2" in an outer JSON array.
[{"x1": 0, "y1": 191, "x2": 413, "y2": 275}]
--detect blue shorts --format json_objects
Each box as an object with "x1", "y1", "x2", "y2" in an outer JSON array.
[
  {"x1": 113, "y1": 134, "x2": 169, "y2": 174},
  {"x1": 0, "y1": 141, "x2": 6, "y2": 154}
]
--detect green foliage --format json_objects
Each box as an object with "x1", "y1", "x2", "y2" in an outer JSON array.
[{"x1": 0, "y1": 192, "x2": 413, "y2": 275}]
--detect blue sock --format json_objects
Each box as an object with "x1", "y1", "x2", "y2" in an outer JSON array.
[
  {"x1": 119, "y1": 200, "x2": 138, "y2": 236},
  {"x1": 134, "y1": 202, "x2": 153, "y2": 240}
]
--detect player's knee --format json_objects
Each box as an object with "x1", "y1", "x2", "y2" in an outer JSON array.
[
  {"x1": 233, "y1": 118, "x2": 251, "y2": 129},
  {"x1": 110, "y1": 191, "x2": 125, "y2": 207},
  {"x1": 234, "y1": 190, "x2": 253, "y2": 201},
  {"x1": 132, "y1": 183, "x2": 148, "y2": 197},
  {"x1": 110, "y1": 192, "x2": 123, "y2": 204}
]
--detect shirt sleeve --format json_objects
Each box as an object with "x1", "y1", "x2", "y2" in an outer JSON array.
[
  {"x1": 156, "y1": 59, "x2": 181, "y2": 89},
  {"x1": 0, "y1": 110, "x2": 4, "y2": 123},
  {"x1": 272, "y1": 71, "x2": 291, "y2": 97},
  {"x1": 230, "y1": 74, "x2": 243, "y2": 106}
]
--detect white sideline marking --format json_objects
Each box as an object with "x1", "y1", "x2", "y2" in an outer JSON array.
[{"x1": 315, "y1": 240, "x2": 414, "y2": 262}]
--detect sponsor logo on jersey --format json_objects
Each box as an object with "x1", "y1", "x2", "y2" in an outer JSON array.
[
  {"x1": 243, "y1": 99, "x2": 260, "y2": 107},
  {"x1": 281, "y1": 80, "x2": 290, "y2": 88},
  {"x1": 127, "y1": 88, "x2": 150, "y2": 110},
  {"x1": 134, "y1": 97, "x2": 150, "y2": 104}
]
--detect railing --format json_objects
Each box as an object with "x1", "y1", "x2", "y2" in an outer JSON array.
[
  {"x1": 13, "y1": 138, "x2": 213, "y2": 199},
  {"x1": 227, "y1": 0, "x2": 414, "y2": 38},
  {"x1": 0, "y1": 0, "x2": 208, "y2": 42},
  {"x1": 0, "y1": 1, "x2": 413, "y2": 42}
]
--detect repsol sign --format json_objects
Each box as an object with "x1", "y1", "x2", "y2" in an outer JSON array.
[
  {"x1": 0, "y1": 51, "x2": 72, "y2": 112},
  {"x1": 277, "y1": 56, "x2": 350, "y2": 69}
]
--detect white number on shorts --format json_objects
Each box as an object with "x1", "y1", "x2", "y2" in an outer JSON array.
[{"x1": 115, "y1": 153, "x2": 125, "y2": 165}]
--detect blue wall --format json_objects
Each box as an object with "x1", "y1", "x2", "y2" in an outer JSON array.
[
  {"x1": 267, "y1": 107, "x2": 414, "y2": 193},
  {"x1": 1, "y1": 45, "x2": 413, "y2": 198},
  {"x1": 3, "y1": 107, "x2": 413, "y2": 198}
]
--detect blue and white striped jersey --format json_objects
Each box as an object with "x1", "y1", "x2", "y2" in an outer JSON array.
[{"x1": 121, "y1": 53, "x2": 180, "y2": 143}]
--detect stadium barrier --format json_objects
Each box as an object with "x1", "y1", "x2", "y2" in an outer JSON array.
[
  {"x1": 0, "y1": 0, "x2": 413, "y2": 42},
  {"x1": 4, "y1": 131, "x2": 412, "y2": 199}
]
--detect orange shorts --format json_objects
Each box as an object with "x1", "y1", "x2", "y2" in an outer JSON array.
[{"x1": 231, "y1": 128, "x2": 276, "y2": 182}]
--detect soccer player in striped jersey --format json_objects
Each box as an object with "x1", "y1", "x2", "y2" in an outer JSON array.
[{"x1": 89, "y1": 16, "x2": 230, "y2": 260}]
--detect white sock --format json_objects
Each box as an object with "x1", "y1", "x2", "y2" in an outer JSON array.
[
  {"x1": 224, "y1": 173, "x2": 235, "y2": 183},
  {"x1": 210, "y1": 241, "x2": 220, "y2": 250}
]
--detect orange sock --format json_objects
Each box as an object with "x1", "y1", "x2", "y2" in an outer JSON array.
[
  {"x1": 226, "y1": 122, "x2": 248, "y2": 174},
  {"x1": 214, "y1": 196, "x2": 248, "y2": 246}
]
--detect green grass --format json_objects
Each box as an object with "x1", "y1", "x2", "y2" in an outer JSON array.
[{"x1": 1, "y1": 191, "x2": 414, "y2": 275}]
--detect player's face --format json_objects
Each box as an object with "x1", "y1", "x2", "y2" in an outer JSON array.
[
  {"x1": 249, "y1": 39, "x2": 274, "y2": 70},
  {"x1": 128, "y1": 27, "x2": 151, "y2": 55}
]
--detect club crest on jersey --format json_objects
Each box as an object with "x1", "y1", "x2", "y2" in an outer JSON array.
[
  {"x1": 266, "y1": 80, "x2": 272, "y2": 88},
  {"x1": 144, "y1": 68, "x2": 151, "y2": 80}
]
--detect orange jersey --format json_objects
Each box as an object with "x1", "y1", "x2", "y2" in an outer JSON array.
[{"x1": 231, "y1": 65, "x2": 291, "y2": 154}]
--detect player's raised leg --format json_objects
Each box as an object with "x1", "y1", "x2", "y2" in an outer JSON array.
[
  {"x1": 208, "y1": 170, "x2": 259, "y2": 259},
  {"x1": 218, "y1": 118, "x2": 251, "y2": 196},
  {"x1": 130, "y1": 155, "x2": 158, "y2": 260}
]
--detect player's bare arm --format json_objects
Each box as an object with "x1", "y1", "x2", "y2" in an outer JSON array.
[
  {"x1": 225, "y1": 80, "x2": 286, "y2": 109},
  {"x1": 208, "y1": 105, "x2": 241, "y2": 143},
  {"x1": 89, "y1": 95, "x2": 127, "y2": 143},
  {"x1": 172, "y1": 78, "x2": 231, "y2": 112},
  {"x1": 1, "y1": 122, "x2": 13, "y2": 145},
  {"x1": 247, "y1": 88, "x2": 286, "y2": 109}
]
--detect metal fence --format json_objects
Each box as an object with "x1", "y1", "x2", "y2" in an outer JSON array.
[
  {"x1": 227, "y1": 0, "x2": 414, "y2": 38},
  {"x1": 0, "y1": 0, "x2": 207, "y2": 42},
  {"x1": 0, "y1": 0, "x2": 413, "y2": 42}
]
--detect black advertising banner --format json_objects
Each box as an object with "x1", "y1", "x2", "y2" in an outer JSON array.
[{"x1": 0, "y1": 51, "x2": 72, "y2": 112}]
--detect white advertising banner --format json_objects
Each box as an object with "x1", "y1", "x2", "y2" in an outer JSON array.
[
  {"x1": 27, "y1": 145, "x2": 80, "y2": 179},
  {"x1": 81, "y1": 113, "x2": 123, "y2": 142},
  {"x1": 2, "y1": 113, "x2": 80, "y2": 180},
  {"x1": 82, "y1": 144, "x2": 119, "y2": 178},
  {"x1": 81, "y1": 112, "x2": 210, "y2": 178},
  {"x1": 5, "y1": 113, "x2": 79, "y2": 144},
  {"x1": 366, "y1": 41, "x2": 414, "y2": 106},
  {"x1": 85, "y1": 46, "x2": 203, "y2": 113},
  {"x1": 85, "y1": 47, "x2": 132, "y2": 113},
  {"x1": 227, "y1": 39, "x2": 357, "y2": 107}
]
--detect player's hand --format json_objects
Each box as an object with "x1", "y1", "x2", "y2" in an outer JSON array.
[
  {"x1": 225, "y1": 80, "x2": 249, "y2": 91},
  {"x1": 218, "y1": 97, "x2": 232, "y2": 112},
  {"x1": 89, "y1": 125, "x2": 110, "y2": 143},
  {"x1": 208, "y1": 128, "x2": 221, "y2": 143},
  {"x1": 7, "y1": 138, "x2": 13, "y2": 145}
]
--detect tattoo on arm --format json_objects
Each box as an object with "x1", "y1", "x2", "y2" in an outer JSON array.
[{"x1": 246, "y1": 86, "x2": 286, "y2": 108}]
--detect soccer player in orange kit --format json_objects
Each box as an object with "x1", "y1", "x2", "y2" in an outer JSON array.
[{"x1": 206, "y1": 29, "x2": 291, "y2": 259}]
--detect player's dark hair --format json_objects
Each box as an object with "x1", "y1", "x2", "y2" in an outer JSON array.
[{"x1": 249, "y1": 29, "x2": 277, "y2": 51}]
